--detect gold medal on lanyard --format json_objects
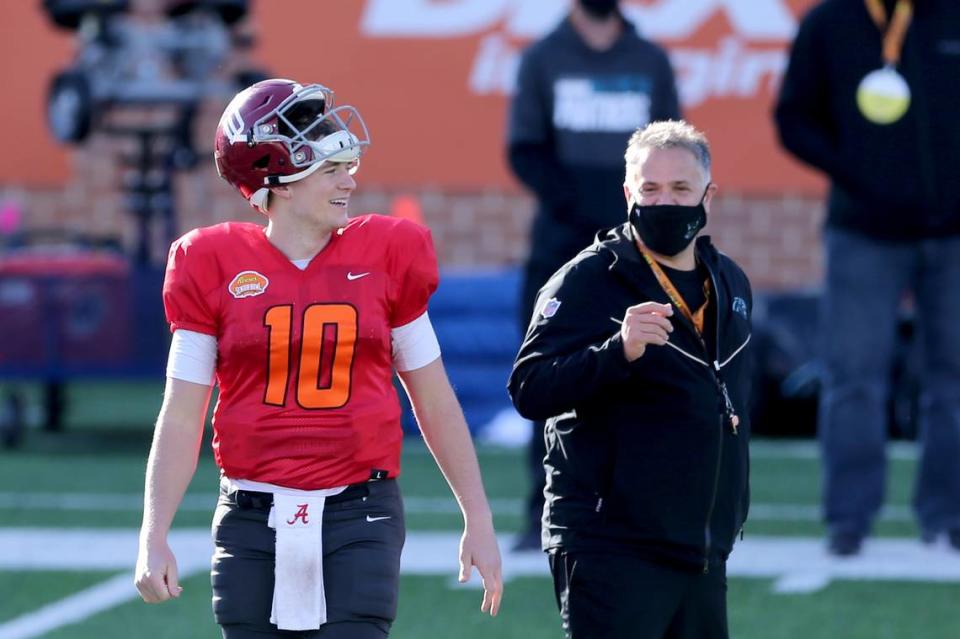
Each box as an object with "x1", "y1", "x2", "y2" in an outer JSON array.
[{"x1": 857, "y1": 0, "x2": 913, "y2": 124}]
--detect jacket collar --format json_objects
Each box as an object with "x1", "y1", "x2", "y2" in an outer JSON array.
[{"x1": 594, "y1": 222, "x2": 721, "y2": 282}]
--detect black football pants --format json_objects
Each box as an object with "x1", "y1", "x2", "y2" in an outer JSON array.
[
  {"x1": 212, "y1": 479, "x2": 405, "y2": 639},
  {"x1": 549, "y1": 550, "x2": 728, "y2": 639}
]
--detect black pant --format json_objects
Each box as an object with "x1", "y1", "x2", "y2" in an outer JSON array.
[
  {"x1": 212, "y1": 479, "x2": 406, "y2": 639},
  {"x1": 549, "y1": 551, "x2": 728, "y2": 639},
  {"x1": 219, "y1": 622, "x2": 389, "y2": 639}
]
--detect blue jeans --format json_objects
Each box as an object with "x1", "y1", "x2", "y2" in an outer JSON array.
[{"x1": 819, "y1": 230, "x2": 960, "y2": 539}]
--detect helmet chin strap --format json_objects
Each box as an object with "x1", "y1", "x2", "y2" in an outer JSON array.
[
  {"x1": 249, "y1": 187, "x2": 271, "y2": 213},
  {"x1": 250, "y1": 129, "x2": 364, "y2": 213},
  {"x1": 252, "y1": 157, "x2": 362, "y2": 213},
  {"x1": 273, "y1": 155, "x2": 361, "y2": 185},
  {"x1": 249, "y1": 162, "x2": 321, "y2": 212},
  {"x1": 274, "y1": 156, "x2": 331, "y2": 185}
]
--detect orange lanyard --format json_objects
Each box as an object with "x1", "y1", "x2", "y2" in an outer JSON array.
[
  {"x1": 638, "y1": 245, "x2": 711, "y2": 336},
  {"x1": 864, "y1": 0, "x2": 913, "y2": 66}
]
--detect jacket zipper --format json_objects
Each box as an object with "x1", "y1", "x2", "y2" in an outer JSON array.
[
  {"x1": 703, "y1": 413, "x2": 725, "y2": 573},
  {"x1": 700, "y1": 260, "x2": 739, "y2": 572},
  {"x1": 657, "y1": 254, "x2": 739, "y2": 572},
  {"x1": 688, "y1": 323, "x2": 726, "y2": 573},
  {"x1": 668, "y1": 315, "x2": 725, "y2": 573}
]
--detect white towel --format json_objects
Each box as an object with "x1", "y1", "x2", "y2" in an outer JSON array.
[
  {"x1": 268, "y1": 494, "x2": 327, "y2": 630},
  {"x1": 224, "y1": 476, "x2": 347, "y2": 631}
]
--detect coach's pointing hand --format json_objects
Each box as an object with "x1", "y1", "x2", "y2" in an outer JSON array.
[
  {"x1": 620, "y1": 302, "x2": 673, "y2": 362},
  {"x1": 621, "y1": 302, "x2": 674, "y2": 362}
]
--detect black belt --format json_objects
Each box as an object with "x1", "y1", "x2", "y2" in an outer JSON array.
[{"x1": 228, "y1": 475, "x2": 394, "y2": 511}]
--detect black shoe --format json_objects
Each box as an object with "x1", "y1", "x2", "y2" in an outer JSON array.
[
  {"x1": 511, "y1": 529, "x2": 541, "y2": 552},
  {"x1": 947, "y1": 529, "x2": 960, "y2": 552},
  {"x1": 827, "y1": 532, "x2": 863, "y2": 557}
]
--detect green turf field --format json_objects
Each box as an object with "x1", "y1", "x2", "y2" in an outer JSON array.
[{"x1": 2, "y1": 381, "x2": 959, "y2": 639}]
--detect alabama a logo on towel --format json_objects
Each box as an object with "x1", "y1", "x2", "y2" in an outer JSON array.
[{"x1": 287, "y1": 504, "x2": 310, "y2": 525}]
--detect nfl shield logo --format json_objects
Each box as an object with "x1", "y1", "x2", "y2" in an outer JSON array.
[
  {"x1": 541, "y1": 297, "x2": 562, "y2": 319},
  {"x1": 732, "y1": 296, "x2": 748, "y2": 319}
]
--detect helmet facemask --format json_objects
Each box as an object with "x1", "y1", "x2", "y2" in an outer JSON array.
[{"x1": 265, "y1": 85, "x2": 370, "y2": 172}]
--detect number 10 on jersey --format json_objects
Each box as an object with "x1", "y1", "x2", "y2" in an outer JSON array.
[{"x1": 263, "y1": 304, "x2": 358, "y2": 409}]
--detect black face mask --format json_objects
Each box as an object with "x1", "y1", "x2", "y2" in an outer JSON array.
[
  {"x1": 629, "y1": 187, "x2": 710, "y2": 257},
  {"x1": 579, "y1": 0, "x2": 619, "y2": 19}
]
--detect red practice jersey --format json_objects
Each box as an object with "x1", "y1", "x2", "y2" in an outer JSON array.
[{"x1": 162, "y1": 214, "x2": 438, "y2": 489}]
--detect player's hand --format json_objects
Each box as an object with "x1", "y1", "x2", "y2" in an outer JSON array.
[
  {"x1": 620, "y1": 302, "x2": 674, "y2": 362},
  {"x1": 135, "y1": 538, "x2": 183, "y2": 603},
  {"x1": 458, "y1": 519, "x2": 503, "y2": 616}
]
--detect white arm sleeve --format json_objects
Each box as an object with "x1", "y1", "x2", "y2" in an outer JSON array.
[
  {"x1": 167, "y1": 314, "x2": 437, "y2": 383},
  {"x1": 166, "y1": 329, "x2": 217, "y2": 386},
  {"x1": 391, "y1": 311, "x2": 441, "y2": 372}
]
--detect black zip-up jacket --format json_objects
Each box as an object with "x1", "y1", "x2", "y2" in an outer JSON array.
[
  {"x1": 508, "y1": 225, "x2": 752, "y2": 571},
  {"x1": 774, "y1": 0, "x2": 960, "y2": 240}
]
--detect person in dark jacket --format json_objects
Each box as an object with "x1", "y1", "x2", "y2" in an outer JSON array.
[
  {"x1": 507, "y1": 0, "x2": 681, "y2": 550},
  {"x1": 509, "y1": 120, "x2": 752, "y2": 639},
  {"x1": 775, "y1": 0, "x2": 960, "y2": 556}
]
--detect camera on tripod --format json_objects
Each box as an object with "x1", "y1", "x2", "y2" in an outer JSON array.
[{"x1": 43, "y1": 0, "x2": 257, "y2": 144}]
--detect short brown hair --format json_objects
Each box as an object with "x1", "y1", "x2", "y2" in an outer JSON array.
[{"x1": 624, "y1": 120, "x2": 712, "y2": 179}]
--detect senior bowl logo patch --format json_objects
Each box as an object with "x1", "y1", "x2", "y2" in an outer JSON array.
[
  {"x1": 228, "y1": 271, "x2": 269, "y2": 298},
  {"x1": 541, "y1": 297, "x2": 562, "y2": 319}
]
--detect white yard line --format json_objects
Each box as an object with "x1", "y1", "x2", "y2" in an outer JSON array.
[
  {"x1": 0, "y1": 493, "x2": 916, "y2": 522},
  {"x1": 0, "y1": 574, "x2": 138, "y2": 639},
  {"x1": 729, "y1": 536, "x2": 960, "y2": 593},
  {"x1": 772, "y1": 572, "x2": 833, "y2": 594},
  {"x1": 0, "y1": 529, "x2": 209, "y2": 639},
  {"x1": 3, "y1": 529, "x2": 960, "y2": 638}
]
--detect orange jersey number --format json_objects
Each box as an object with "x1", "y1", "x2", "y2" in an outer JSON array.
[{"x1": 263, "y1": 304, "x2": 358, "y2": 409}]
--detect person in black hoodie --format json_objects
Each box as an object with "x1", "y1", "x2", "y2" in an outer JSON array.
[
  {"x1": 775, "y1": 0, "x2": 960, "y2": 557},
  {"x1": 509, "y1": 120, "x2": 752, "y2": 639},
  {"x1": 507, "y1": 0, "x2": 681, "y2": 551}
]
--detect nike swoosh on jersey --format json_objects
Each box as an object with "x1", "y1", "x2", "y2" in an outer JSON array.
[
  {"x1": 347, "y1": 272, "x2": 371, "y2": 281},
  {"x1": 366, "y1": 515, "x2": 392, "y2": 522}
]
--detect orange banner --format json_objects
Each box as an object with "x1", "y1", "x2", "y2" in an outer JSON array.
[
  {"x1": 0, "y1": 2, "x2": 73, "y2": 187},
  {"x1": 3, "y1": 0, "x2": 825, "y2": 194}
]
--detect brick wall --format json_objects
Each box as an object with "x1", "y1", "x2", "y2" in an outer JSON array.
[
  {"x1": 705, "y1": 192, "x2": 825, "y2": 289},
  {"x1": 1, "y1": 138, "x2": 826, "y2": 290}
]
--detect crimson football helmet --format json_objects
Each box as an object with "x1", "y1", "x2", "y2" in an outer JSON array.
[{"x1": 214, "y1": 78, "x2": 370, "y2": 211}]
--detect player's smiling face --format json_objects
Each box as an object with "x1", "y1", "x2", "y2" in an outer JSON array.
[{"x1": 287, "y1": 160, "x2": 358, "y2": 231}]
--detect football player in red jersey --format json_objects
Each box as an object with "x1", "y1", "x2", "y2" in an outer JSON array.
[{"x1": 134, "y1": 79, "x2": 503, "y2": 638}]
